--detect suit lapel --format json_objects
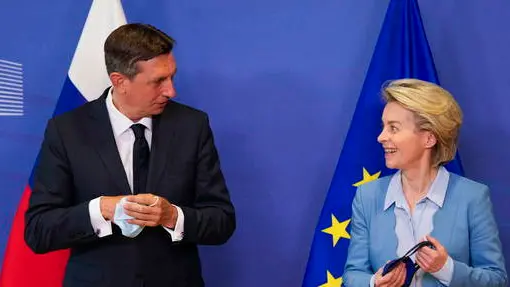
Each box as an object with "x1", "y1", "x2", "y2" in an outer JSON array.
[
  {"x1": 85, "y1": 90, "x2": 131, "y2": 195},
  {"x1": 375, "y1": 188, "x2": 399, "y2": 266},
  {"x1": 146, "y1": 102, "x2": 178, "y2": 193},
  {"x1": 370, "y1": 178, "x2": 399, "y2": 269},
  {"x1": 430, "y1": 175, "x2": 458, "y2": 251},
  {"x1": 430, "y1": 208, "x2": 453, "y2": 247},
  {"x1": 421, "y1": 176, "x2": 459, "y2": 287},
  {"x1": 380, "y1": 206, "x2": 398, "y2": 259}
]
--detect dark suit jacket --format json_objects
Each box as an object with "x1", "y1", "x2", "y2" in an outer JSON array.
[{"x1": 25, "y1": 89, "x2": 236, "y2": 287}]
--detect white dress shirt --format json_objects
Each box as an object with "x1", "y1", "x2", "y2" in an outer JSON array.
[{"x1": 88, "y1": 88, "x2": 184, "y2": 241}]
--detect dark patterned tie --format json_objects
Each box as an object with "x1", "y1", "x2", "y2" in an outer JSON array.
[{"x1": 131, "y1": 124, "x2": 149, "y2": 194}]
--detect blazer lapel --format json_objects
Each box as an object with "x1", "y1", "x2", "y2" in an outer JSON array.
[
  {"x1": 85, "y1": 91, "x2": 131, "y2": 195},
  {"x1": 146, "y1": 102, "x2": 177, "y2": 193},
  {"x1": 430, "y1": 176, "x2": 458, "y2": 252},
  {"x1": 374, "y1": 205, "x2": 399, "y2": 267},
  {"x1": 371, "y1": 177, "x2": 399, "y2": 269}
]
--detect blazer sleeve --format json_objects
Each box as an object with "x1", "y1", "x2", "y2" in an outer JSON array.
[
  {"x1": 25, "y1": 119, "x2": 99, "y2": 254},
  {"x1": 450, "y1": 186, "x2": 508, "y2": 286},
  {"x1": 180, "y1": 114, "x2": 236, "y2": 245},
  {"x1": 343, "y1": 185, "x2": 374, "y2": 286}
]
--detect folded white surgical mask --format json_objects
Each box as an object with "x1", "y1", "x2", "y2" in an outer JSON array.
[{"x1": 113, "y1": 197, "x2": 144, "y2": 238}]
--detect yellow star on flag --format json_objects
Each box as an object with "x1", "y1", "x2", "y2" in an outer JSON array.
[
  {"x1": 321, "y1": 214, "x2": 350, "y2": 246},
  {"x1": 318, "y1": 270, "x2": 343, "y2": 287},
  {"x1": 352, "y1": 167, "x2": 381, "y2": 187}
]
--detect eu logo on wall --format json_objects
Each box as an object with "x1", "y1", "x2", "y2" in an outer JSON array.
[{"x1": 0, "y1": 59, "x2": 23, "y2": 116}]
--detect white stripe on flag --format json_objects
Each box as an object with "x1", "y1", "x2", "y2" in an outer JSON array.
[
  {"x1": 68, "y1": 0, "x2": 127, "y2": 102},
  {"x1": 0, "y1": 98, "x2": 23, "y2": 105},
  {"x1": 0, "y1": 73, "x2": 22, "y2": 81},
  {"x1": 0, "y1": 63, "x2": 23, "y2": 72},
  {"x1": 0, "y1": 59, "x2": 22, "y2": 67}
]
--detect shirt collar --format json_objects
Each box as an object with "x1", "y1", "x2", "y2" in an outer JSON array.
[
  {"x1": 106, "y1": 87, "x2": 152, "y2": 137},
  {"x1": 384, "y1": 166, "x2": 450, "y2": 210}
]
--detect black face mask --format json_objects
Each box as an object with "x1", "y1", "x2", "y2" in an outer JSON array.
[{"x1": 381, "y1": 241, "x2": 435, "y2": 287}]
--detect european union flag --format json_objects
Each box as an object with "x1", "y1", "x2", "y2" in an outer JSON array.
[{"x1": 302, "y1": 0, "x2": 463, "y2": 286}]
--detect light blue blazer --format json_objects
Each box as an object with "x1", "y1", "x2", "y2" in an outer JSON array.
[{"x1": 343, "y1": 173, "x2": 508, "y2": 287}]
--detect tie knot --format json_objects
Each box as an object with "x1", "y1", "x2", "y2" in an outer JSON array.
[{"x1": 131, "y1": 124, "x2": 146, "y2": 139}]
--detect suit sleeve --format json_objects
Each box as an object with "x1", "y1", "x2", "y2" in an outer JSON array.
[
  {"x1": 25, "y1": 119, "x2": 99, "y2": 254},
  {"x1": 450, "y1": 186, "x2": 508, "y2": 286},
  {"x1": 343, "y1": 185, "x2": 375, "y2": 286},
  {"x1": 180, "y1": 115, "x2": 236, "y2": 245}
]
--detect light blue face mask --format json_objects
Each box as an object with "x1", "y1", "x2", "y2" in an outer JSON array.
[{"x1": 113, "y1": 197, "x2": 144, "y2": 238}]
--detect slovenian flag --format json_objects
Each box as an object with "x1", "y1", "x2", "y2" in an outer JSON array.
[{"x1": 0, "y1": 1, "x2": 126, "y2": 286}]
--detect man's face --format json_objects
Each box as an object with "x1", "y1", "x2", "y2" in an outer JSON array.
[{"x1": 123, "y1": 53, "x2": 177, "y2": 118}]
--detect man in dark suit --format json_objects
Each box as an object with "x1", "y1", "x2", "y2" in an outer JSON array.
[{"x1": 24, "y1": 23, "x2": 235, "y2": 287}]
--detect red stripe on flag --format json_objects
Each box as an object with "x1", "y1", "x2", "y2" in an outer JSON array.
[{"x1": 0, "y1": 185, "x2": 69, "y2": 286}]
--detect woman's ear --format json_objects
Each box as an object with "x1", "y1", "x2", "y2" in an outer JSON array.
[{"x1": 424, "y1": 132, "x2": 437, "y2": 149}]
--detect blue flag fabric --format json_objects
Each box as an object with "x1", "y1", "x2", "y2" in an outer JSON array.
[{"x1": 302, "y1": 0, "x2": 463, "y2": 286}]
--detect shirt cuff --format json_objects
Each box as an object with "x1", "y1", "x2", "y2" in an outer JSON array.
[
  {"x1": 88, "y1": 197, "x2": 112, "y2": 238},
  {"x1": 162, "y1": 205, "x2": 184, "y2": 242},
  {"x1": 370, "y1": 274, "x2": 376, "y2": 287},
  {"x1": 431, "y1": 256, "x2": 454, "y2": 286}
]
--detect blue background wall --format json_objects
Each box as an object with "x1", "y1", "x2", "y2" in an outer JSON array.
[{"x1": 0, "y1": 0, "x2": 508, "y2": 286}]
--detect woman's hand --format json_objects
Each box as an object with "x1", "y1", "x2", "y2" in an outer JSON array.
[
  {"x1": 374, "y1": 261, "x2": 406, "y2": 287},
  {"x1": 416, "y1": 235, "x2": 448, "y2": 273}
]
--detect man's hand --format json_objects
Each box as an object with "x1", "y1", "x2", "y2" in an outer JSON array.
[
  {"x1": 416, "y1": 235, "x2": 448, "y2": 273},
  {"x1": 123, "y1": 193, "x2": 177, "y2": 228},
  {"x1": 374, "y1": 261, "x2": 406, "y2": 287},
  {"x1": 100, "y1": 196, "x2": 125, "y2": 221}
]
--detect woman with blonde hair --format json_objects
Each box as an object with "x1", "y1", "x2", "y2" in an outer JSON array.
[{"x1": 343, "y1": 79, "x2": 507, "y2": 287}]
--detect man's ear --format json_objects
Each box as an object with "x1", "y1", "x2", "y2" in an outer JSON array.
[{"x1": 109, "y1": 72, "x2": 128, "y2": 93}]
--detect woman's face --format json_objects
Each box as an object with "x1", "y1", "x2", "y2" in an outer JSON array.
[{"x1": 377, "y1": 102, "x2": 435, "y2": 170}]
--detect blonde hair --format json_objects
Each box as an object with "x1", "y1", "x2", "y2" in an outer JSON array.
[{"x1": 382, "y1": 79, "x2": 463, "y2": 167}]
